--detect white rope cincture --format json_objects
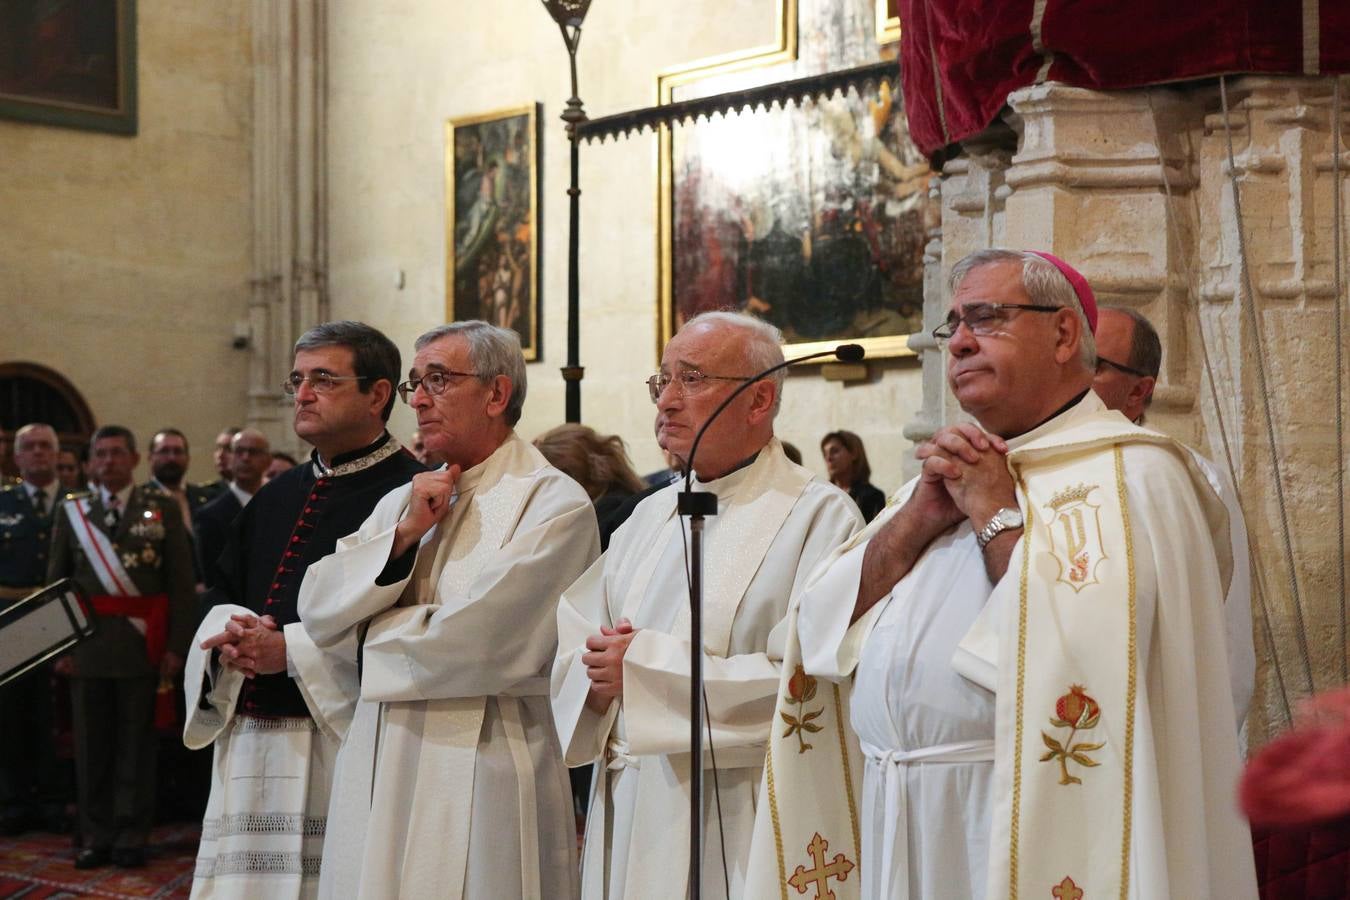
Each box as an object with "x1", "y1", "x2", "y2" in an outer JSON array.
[{"x1": 1218, "y1": 75, "x2": 1317, "y2": 698}]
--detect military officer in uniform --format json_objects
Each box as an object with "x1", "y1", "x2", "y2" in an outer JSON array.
[
  {"x1": 47, "y1": 425, "x2": 197, "y2": 869},
  {"x1": 0, "y1": 423, "x2": 65, "y2": 834},
  {"x1": 148, "y1": 429, "x2": 217, "y2": 529}
]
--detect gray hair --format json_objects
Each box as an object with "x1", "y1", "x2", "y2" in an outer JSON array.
[
  {"x1": 15, "y1": 423, "x2": 57, "y2": 448},
  {"x1": 681, "y1": 310, "x2": 786, "y2": 416},
  {"x1": 949, "y1": 249, "x2": 1097, "y2": 370},
  {"x1": 294, "y1": 321, "x2": 402, "y2": 421},
  {"x1": 415, "y1": 321, "x2": 527, "y2": 427}
]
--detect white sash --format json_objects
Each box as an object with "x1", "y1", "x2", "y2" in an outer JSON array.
[{"x1": 65, "y1": 496, "x2": 140, "y2": 598}]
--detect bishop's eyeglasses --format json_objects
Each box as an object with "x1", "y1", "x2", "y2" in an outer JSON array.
[
  {"x1": 931, "y1": 302, "x2": 1063, "y2": 343},
  {"x1": 282, "y1": 373, "x2": 369, "y2": 395},
  {"x1": 645, "y1": 370, "x2": 754, "y2": 403}
]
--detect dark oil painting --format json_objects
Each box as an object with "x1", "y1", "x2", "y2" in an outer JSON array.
[
  {"x1": 0, "y1": 0, "x2": 136, "y2": 134},
  {"x1": 446, "y1": 104, "x2": 541, "y2": 361},
  {"x1": 671, "y1": 79, "x2": 935, "y2": 353}
]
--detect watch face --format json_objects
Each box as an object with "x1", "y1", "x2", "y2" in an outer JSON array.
[{"x1": 997, "y1": 507, "x2": 1024, "y2": 528}]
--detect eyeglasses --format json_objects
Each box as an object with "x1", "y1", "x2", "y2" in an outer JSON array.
[
  {"x1": 646, "y1": 370, "x2": 754, "y2": 403},
  {"x1": 1096, "y1": 356, "x2": 1150, "y2": 378},
  {"x1": 396, "y1": 370, "x2": 479, "y2": 404},
  {"x1": 283, "y1": 373, "x2": 368, "y2": 395},
  {"x1": 931, "y1": 302, "x2": 1064, "y2": 342}
]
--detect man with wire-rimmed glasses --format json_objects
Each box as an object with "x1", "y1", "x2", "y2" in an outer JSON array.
[
  {"x1": 780, "y1": 249, "x2": 1256, "y2": 899},
  {"x1": 182, "y1": 320, "x2": 424, "y2": 899},
  {"x1": 552, "y1": 310, "x2": 862, "y2": 900},
  {"x1": 298, "y1": 320, "x2": 599, "y2": 899}
]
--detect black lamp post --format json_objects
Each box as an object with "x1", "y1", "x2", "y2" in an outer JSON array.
[{"x1": 541, "y1": 0, "x2": 591, "y2": 423}]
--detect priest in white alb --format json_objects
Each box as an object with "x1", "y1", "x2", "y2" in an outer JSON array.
[
  {"x1": 297, "y1": 321, "x2": 599, "y2": 900},
  {"x1": 551, "y1": 311, "x2": 862, "y2": 900},
  {"x1": 756, "y1": 250, "x2": 1257, "y2": 899}
]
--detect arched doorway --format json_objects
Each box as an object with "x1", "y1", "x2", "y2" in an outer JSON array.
[{"x1": 0, "y1": 362, "x2": 96, "y2": 478}]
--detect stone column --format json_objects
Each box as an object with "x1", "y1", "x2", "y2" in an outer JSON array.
[
  {"x1": 247, "y1": 0, "x2": 328, "y2": 454},
  {"x1": 1196, "y1": 75, "x2": 1349, "y2": 745}
]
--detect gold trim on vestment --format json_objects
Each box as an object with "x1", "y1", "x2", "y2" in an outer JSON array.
[
  {"x1": 1009, "y1": 479, "x2": 1033, "y2": 899},
  {"x1": 763, "y1": 731, "x2": 789, "y2": 900},
  {"x1": 1113, "y1": 446, "x2": 1137, "y2": 900},
  {"x1": 833, "y1": 682, "x2": 861, "y2": 860}
]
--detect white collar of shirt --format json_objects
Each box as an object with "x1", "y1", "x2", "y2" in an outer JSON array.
[
  {"x1": 22, "y1": 480, "x2": 56, "y2": 515},
  {"x1": 100, "y1": 483, "x2": 134, "y2": 510},
  {"x1": 228, "y1": 481, "x2": 255, "y2": 508}
]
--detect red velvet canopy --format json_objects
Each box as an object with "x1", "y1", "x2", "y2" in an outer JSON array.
[{"x1": 898, "y1": 0, "x2": 1350, "y2": 157}]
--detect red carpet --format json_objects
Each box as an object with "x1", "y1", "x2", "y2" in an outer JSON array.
[{"x1": 0, "y1": 824, "x2": 197, "y2": 899}]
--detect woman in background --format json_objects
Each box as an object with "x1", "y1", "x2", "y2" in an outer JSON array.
[
  {"x1": 820, "y1": 429, "x2": 886, "y2": 523},
  {"x1": 533, "y1": 424, "x2": 647, "y2": 550}
]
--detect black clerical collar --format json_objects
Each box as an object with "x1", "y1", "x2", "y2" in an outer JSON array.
[
  {"x1": 1011, "y1": 388, "x2": 1091, "y2": 439},
  {"x1": 313, "y1": 431, "x2": 400, "y2": 478}
]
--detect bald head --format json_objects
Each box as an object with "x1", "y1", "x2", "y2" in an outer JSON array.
[
  {"x1": 230, "y1": 428, "x2": 271, "y2": 493},
  {"x1": 654, "y1": 311, "x2": 784, "y2": 480}
]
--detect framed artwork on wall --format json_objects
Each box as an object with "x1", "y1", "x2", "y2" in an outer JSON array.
[
  {"x1": 876, "y1": 0, "x2": 900, "y2": 44},
  {"x1": 445, "y1": 103, "x2": 542, "y2": 362},
  {"x1": 660, "y1": 79, "x2": 936, "y2": 362},
  {"x1": 0, "y1": 0, "x2": 138, "y2": 135},
  {"x1": 656, "y1": 0, "x2": 934, "y2": 363}
]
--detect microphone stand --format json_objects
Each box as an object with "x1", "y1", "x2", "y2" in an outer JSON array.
[{"x1": 677, "y1": 343, "x2": 863, "y2": 899}]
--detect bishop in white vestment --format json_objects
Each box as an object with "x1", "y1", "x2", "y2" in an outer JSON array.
[
  {"x1": 552, "y1": 312, "x2": 862, "y2": 900},
  {"x1": 753, "y1": 251, "x2": 1257, "y2": 899},
  {"x1": 298, "y1": 322, "x2": 599, "y2": 900}
]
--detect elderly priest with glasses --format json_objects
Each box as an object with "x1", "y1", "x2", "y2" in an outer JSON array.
[
  {"x1": 297, "y1": 321, "x2": 599, "y2": 900},
  {"x1": 758, "y1": 250, "x2": 1256, "y2": 899},
  {"x1": 184, "y1": 321, "x2": 424, "y2": 898},
  {"x1": 551, "y1": 310, "x2": 862, "y2": 900}
]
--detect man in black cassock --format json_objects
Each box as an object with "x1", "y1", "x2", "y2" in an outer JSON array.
[{"x1": 181, "y1": 320, "x2": 424, "y2": 898}]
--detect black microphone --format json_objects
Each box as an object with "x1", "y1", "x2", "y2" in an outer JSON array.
[{"x1": 678, "y1": 343, "x2": 866, "y2": 509}]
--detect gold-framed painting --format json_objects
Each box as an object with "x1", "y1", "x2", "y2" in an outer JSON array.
[
  {"x1": 0, "y1": 0, "x2": 138, "y2": 135},
  {"x1": 876, "y1": 0, "x2": 900, "y2": 45},
  {"x1": 445, "y1": 103, "x2": 542, "y2": 361},
  {"x1": 656, "y1": 0, "x2": 933, "y2": 364}
]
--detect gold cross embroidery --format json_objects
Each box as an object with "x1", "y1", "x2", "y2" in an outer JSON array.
[{"x1": 787, "y1": 832, "x2": 855, "y2": 900}]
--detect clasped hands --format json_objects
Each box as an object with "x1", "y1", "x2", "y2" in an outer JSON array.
[
  {"x1": 582, "y1": 618, "x2": 640, "y2": 714},
  {"x1": 200, "y1": 613, "x2": 287, "y2": 678},
  {"x1": 910, "y1": 423, "x2": 1017, "y2": 536}
]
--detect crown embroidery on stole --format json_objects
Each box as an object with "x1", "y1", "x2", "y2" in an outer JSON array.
[{"x1": 1044, "y1": 483, "x2": 1107, "y2": 591}]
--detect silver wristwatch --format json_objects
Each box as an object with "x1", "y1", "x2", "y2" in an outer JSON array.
[{"x1": 976, "y1": 507, "x2": 1024, "y2": 549}]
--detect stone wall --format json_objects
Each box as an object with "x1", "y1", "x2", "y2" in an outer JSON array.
[
  {"x1": 0, "y1": 1, "x2": 255, "y2": 483},
  {"x1": 915, "y1": 76, "x2": 1350, "y2": 746}
]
